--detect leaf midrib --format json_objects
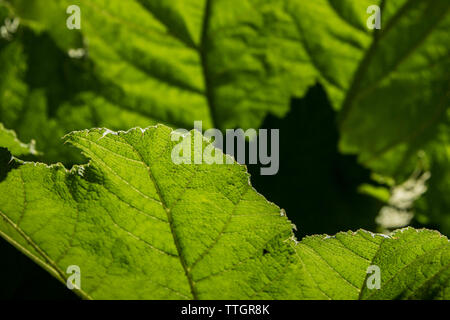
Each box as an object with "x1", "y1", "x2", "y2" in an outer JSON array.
[
  {"x1": 117, "y1": 134, "x2": 198, "y2": 300},
  {"x1": 338, "y1": 0, "x2": 449, "y2": 162},
  {"x1": 87, "y1": 0, "x2": 218, "y2": 129}
]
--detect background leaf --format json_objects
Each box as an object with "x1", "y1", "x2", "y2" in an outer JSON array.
[
  {"x1": 2, "y1": 0, "x2": 319, "y2": 164},
  {"x1": 0, "y1": 123, "x2": 38, "y2": 157}
]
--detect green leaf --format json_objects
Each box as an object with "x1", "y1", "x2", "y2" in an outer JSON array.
[
  {"x1": 0, "y1": 123, "x2": 38, "y2": 157},
  {"x1": 1, "y1": 0, "x2": 449, "y2": 297},
  {"x1": 336, "y1": 0, "x2": 450, "y2": 177},
  {"x1": 251, "y1": 0, "x2": 449, "y2": 178},
  {"x1": 0, "y1": 125, "x2": 448, "y2": 299},
  {"x1": 273, "y1": 228, "x2": 450, "y2": 300},
  {"x1": 0, "y1": 125, "x2": 294, "y2": 299},
  {"x1": 4, "y1": 0, "x2": 309, "y2": 132},
  {"x1": 2, "y1": 0, "x2": 312, "y2": 163},
  {"x1": 4, "y1": 0, "x2": 448, "y2": 169},
  {"x1": 415, "y1": 112, "x2": 450, "y2": 235},
  {"x1": 280, "y1": 0, "x2": 450, "y2": 233}
]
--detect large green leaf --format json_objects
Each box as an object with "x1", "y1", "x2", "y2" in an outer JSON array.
[
  {"x1": 281, "y1": 0, "x2": 450, "y2": 232},
  {"x1": 2, "y1": 0, "x2": 310, "y2": 140},
  {"x1": 3, "y1": 0, "x2": 448, "y2": 169},
  {"x1": 0, "y1": 125, "x2": 295, "y2": 299},
  {"x1": 1, "y1": 0, "x2": 449, "y2": 291},
  {"x1": 0, "y1": 125, "x2": 448, "y2": 299},
  {"x1": 264, "y1": 0, "x2": 450, "y2": 174},
  {"x1": 336, "y1": 0, "x2": 450, "y2": 176}
]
